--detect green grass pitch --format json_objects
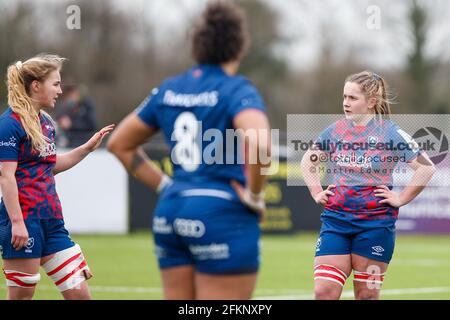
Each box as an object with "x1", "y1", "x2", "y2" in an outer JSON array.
[{"x1": 1, "y1": 233, "x2": 450, "y2": 300}]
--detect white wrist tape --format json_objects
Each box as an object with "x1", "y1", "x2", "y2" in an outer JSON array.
[
  {"x1": 157, "y1": 174, "x2": 173, "y2": 193},
  {"x1": 243, "y1": 189, "x2": 265, "y2": 211}
]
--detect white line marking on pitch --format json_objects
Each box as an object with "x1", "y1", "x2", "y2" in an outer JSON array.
[
  {"x1": 393, "y1": 259, "x2": 450, "y2": 267},
  {"x1": 2, "y1": 284, "x2": 450, "y2": 299},
  {"x1": 255, "y1": 287, "x2": 450, "y2": 300},
  {"x1": 0, "y1": 284, "x2": 307, "y2": 295},
  {"x1": 0, "y1": 284, "x2": 163, "y2": 293}
]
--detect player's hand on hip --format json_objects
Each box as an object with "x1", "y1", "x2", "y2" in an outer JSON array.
[
  {"x1": 313, "y1": 184, "x2": 335, "y2": 205},
  {"x1": 231, "y1": 180, "x2": 265, "y2": 223},
  {"x1": 85, "y1": 124, "x2": 116, "y2": 152},
  {"x1": 11, "y1": 221, "x2": 29, "y2": 251},
  {"x1": 375, "y1": 185, "x2": 402, "y2": 207}
]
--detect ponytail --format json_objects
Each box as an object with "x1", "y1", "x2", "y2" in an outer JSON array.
[{"x1": 6, "y1": 54, "x2": 65, "y2": 152}]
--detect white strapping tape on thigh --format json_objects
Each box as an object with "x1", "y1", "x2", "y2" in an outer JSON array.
[
  {"x1": 3, "y1": 269, "x2": 41, "y2": 288},
  {"x1": 42, "y1": 244, "x2": 91, "y2": 292},
  {"x1": 314, "y1": 264, "x2": 348, "y2": 287}
]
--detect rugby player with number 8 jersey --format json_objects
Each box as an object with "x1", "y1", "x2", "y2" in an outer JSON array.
[{"x1": 108, "y1": 1, "x2": 271, "y2": 300}]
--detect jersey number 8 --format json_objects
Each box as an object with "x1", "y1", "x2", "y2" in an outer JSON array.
[{"x1": 171, "y1": 112, "x2": 201, "y2": 172}]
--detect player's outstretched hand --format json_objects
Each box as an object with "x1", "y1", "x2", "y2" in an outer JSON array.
[
  {"x1": 84, "y1": 124, "x2": 115, "y2": 152},
  {"x1": 231, "y1": 180, "x2": 265, "y2": 223},
  {"x1": 313, "y1": 184, "x2": 335, "y2": 205},
  {"x1": 375, "y1": 185, "x2": 402, "y2": 207}
]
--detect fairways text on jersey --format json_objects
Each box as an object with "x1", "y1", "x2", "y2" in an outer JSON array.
[
  {"x1": 163, "y1": 90, "x2": 219, "y2": 107},
  {"x1": 137, "y1": 64, "x2": 272, "y2": 181}
]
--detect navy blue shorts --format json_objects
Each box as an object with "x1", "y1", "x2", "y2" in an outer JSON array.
[
  {"x1": 0, "y1": 214, "x2": 75, "y2": 259},
  {"x1": 152, "y1": 185, "x2": 260, "y2": 274},
  {"x1": 315, "y1": 214, "x2": 396, "y2": 264}
]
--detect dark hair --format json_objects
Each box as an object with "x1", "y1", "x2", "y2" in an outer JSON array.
[{"x1": 192, "y1": 1, "x2": 249, "y2": 64}]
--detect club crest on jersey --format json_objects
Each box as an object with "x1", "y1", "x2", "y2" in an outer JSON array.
[
  {"x1": 368, "y1": 136, "x2": 378, "y2": 149},
  {"x1": 25, "y1": 237, "x2": 35, "y2": 253},
  {"x1": 315, "y1": 237, "x2": 322, "y2": 252}
]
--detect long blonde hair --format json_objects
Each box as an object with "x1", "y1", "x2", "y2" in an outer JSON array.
[
  {"x1": 7, "y1": 53, "x2": 66, "y2": 152},
  {"x1": 345, "y1": 70, "x2": 393, "y2": 120}
]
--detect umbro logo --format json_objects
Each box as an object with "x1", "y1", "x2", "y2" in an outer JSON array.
[
  {"x1": 372, "y1": 246, "x2": 384, "y2": 253},
  {"x1": 371, "y1": 245, "x2": 385, "y2": 256}
]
